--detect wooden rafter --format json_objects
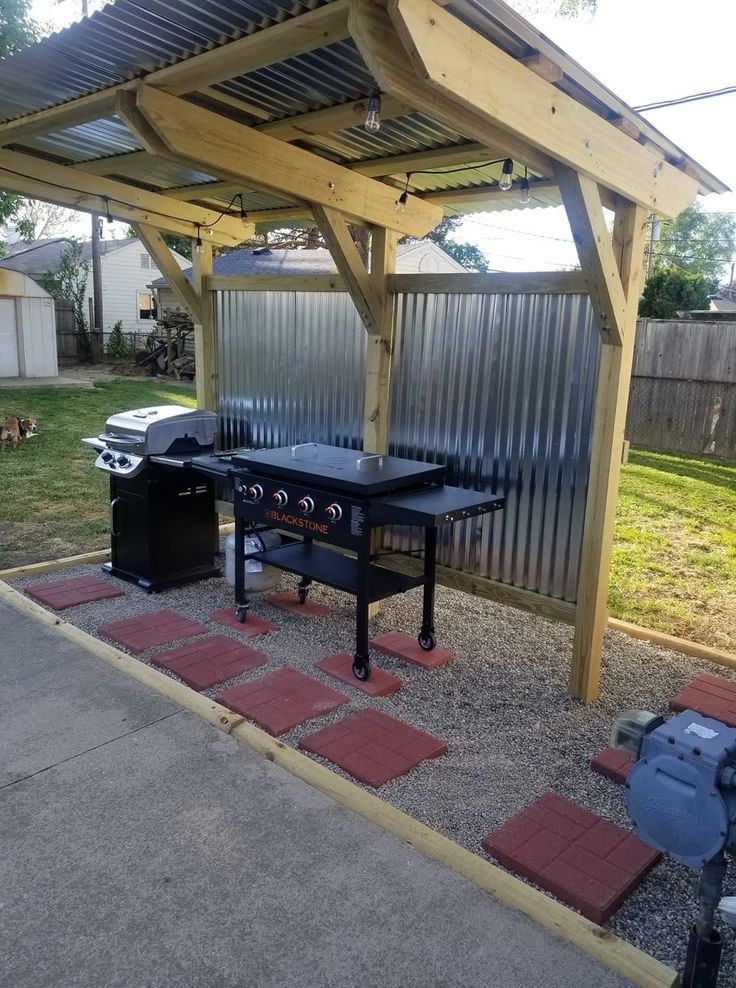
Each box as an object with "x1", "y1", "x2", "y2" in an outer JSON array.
[
  {"x1": 135, "y1": 85, "x2": 443, "y2": 238},
  {"x1": 135, "y1": 223, "x2": 202, "y2": 324},
  {"x1": 385, "y1": 0, "x2": 697, "y2": 216},
  {"x1": 0, "y1": 88, "x2": 122, "y2": 146},
  {"x1": 312, "y1": 204, "x2": 381, "y2": 331},
  {"x1": 0, "y1": 149, "x2": 250, "y2": 245},
  {"x1": 352, "y1": 143, "x2": 494, "y2": 178},
  {"x1": 259, "y1": 95, "x2": 411, "y2": 143}
]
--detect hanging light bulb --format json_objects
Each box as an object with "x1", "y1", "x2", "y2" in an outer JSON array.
[
  {"x1": 239, "y1": 194, "x2": 249, "y2": 228},
  {"x1": 104, "y1": 197, "x2": 113, "y2": 224},
  {"x1": 394, "y1": 191, "x2": 408, "y2": 214},
  {"x1": 498, "y1": 158, "x2": 514, "y2": 191},
  {"x1": 520, "y1": 168, "x2": 530, "y2": 204},
  {"x1": 364, "y1": 93, "x2": 381, "y2": 133},
  {"x1": 195, "y1": 225, "x2": 203, "y2": 255}
]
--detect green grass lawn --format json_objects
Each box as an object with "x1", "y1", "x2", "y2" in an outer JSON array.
[
  {"x1": 611, "y1": 449, "x2": 736, "y2": 652},
  {"x1": 2, "y1": 383, "x2": 735, "y2": 652},
  {"x1": 0, "y1": 380, "x2": 196, "y2": 568}
]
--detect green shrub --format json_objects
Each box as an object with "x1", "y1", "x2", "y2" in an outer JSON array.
[
  {"x1": 105, "y1": 321, "x2": 136, "y2": 360},
  {"x1": 639, "y1": 269, "x2": 711, "y2": 320}
]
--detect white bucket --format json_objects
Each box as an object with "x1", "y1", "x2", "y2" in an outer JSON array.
[{"x1": 225, "y1": 529, "x2": 282, "y2": 593}]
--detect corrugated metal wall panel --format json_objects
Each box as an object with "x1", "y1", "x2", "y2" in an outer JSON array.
[{"x1": 215, "y1": 289, "x2": 599, "y2": 601}]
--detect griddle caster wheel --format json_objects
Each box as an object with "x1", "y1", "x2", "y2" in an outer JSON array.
[
  {"x1": 298, "y1": 586, "x2": 309, "y2": 605},
  {"x1": 236, "y1": 605, "x2": 249, "y2": 624},
  {"x1": 352, "y1": 656, "x2": 372, "y2": 682},
  {"x1": 418, "y1": 628, "x2": 436, "y2": 651}
]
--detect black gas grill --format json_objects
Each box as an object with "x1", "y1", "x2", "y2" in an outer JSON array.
[
  {"x1": 82, "y1": 405, "x2": 220, "y2": 591},
  {"x1": 194, "y1": 443, "x2": 504, "y2": 680}
]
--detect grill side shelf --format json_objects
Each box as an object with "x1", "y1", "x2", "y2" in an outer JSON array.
[{"x1": 250, "y1": 542, "x2": 424, "y2": 603}]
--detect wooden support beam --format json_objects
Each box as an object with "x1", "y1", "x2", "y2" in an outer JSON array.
[
  {"x1": 363, "y1": 226, "x2": 398, "y2": 455},
  {"x1": 259, "y1": 94, "x2": 411, "y2": 143},
  {"x1": 135, "y1": 223, "x2": 202, "y2": 323},
  {"x1": 0, "y1": 87, "x2": 122, "y2": 145},
  {"x1": 152, "y1": 2, "x2": 350, "y2": 95},
  {"x1": 136, "y1": 85, "x2": 443, "y2": 238},
  {"x1": 312, "y1": 204, "x2": 381, "y2": 330},
  {"x1": 570, "y1": 200, "x2": 648, "y2": 703},
  {"x1": 387, "y1": 271, "x2": 588, "y2": 294},
  {"x1": 0, "y1": 149, "x2": 250, "y2": 246},
  {"x1": 520, "y1": 52, "x2": 564, "y2": 84},
  {"x1": 557, "y1": 165, "x2": 627, "y2": 345},
  {"x1": 384, "y1": 0, "x2": 698, "y2": 216},
  {"x1": 115, "y1": 91, "x2": 169, "y2": 157},
  {"x1": 165, "y1": 181, "x2": 242, "y2": 202},
  {"x1": 349, "y1": 0, "x2": 554, "y2": 179},
  {"x1": 194, "y1": 87, "x2": 272, "y2": 121},
  {"x1": 351, "y1": 142, "x2": 492, "y2": 178},
  {"x1": 192, "y1": 240, "x2": 217, "y2": 414},
  {"x1": 206, "y1": 274, "x2": 345, "y2": 292},
  {"x1": 420, "y1": 179, "x2": 558, "y2": 209}
]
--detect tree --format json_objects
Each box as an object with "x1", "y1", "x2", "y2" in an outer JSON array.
[
  {"x1": 650, "y1": 205, "x2": 736, "y2": 287},
  {"x1": 638, "y1": 269, "x2": 711, "y2": 320},
  {"x1": 12, "y1": 200, "x2": 80, "y2": 241},
  {"x1": 40, "y1": 241, "x2": 92, "y2": 358},
  {"x1": 0, "y1": 0, "x2": 38, "y2": 234},
  {"x1": 510, "y1": 0, "x2": 597, "y2": 17}
]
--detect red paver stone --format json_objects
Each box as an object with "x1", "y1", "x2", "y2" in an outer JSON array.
[
  {"x1": 370, "y1": 630, "x2": 453, "y2": 670},
  {"x1": 266, "y1": 592, "x2": 330, "y2": 618},
  {"x1": 481, "y1": 792, "x2": 660, "y2": 924},
  {"x1": 299, "y1": 709, "x2": 447, "y2": 787},
  {"x1": 216, "y1": 668, "x2": 346, "y2": 736},
  {"x1": 152, "y1": 635, "x2": 268, "y2": 690},
  {"x1": 98, "y1": 609, "x2": 207, "y2": 654},
  {"x1": 315, "y1": 653, "x2": 403, "y2": 697},
  {"x1": 209, "y1": 607, "x2": 277, "y2": 637},
  {"x1": 26, "y1": 575, "x2": 124, "y2": 610},
  {"x1": 670, "y1": 674, "x2": 736, "y2": 727},
  {"x1": 590, "y1": 747, "x2": 634, "y2": 786}
]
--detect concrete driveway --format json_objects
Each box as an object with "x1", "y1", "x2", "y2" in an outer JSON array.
[{"x1": 0, "y1": 598, "x2": 632, "y2": 988}]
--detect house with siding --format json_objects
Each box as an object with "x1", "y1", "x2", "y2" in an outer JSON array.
[
  {"x1": 0, "y1": 237, "x2": 190, "y2": 336},
  {"x1": 152, "y1": 242, "x2": 465, "y2": 311}
]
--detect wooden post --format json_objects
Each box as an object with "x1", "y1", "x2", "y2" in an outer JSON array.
[
  {"x1": 191, "y1": 240, "x2": 217, "y2": 413},
  {"x1": 568, "y1": 200, "x2": 648, "y2": 701},
  {"x1": 363, "y1": 227, "x2": 398, "y2": 454}
]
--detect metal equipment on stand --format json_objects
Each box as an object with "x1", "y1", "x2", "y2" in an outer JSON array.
[
  {"x1": 82, "y1": 405, "x2": 219, "y2": 591},
  {"x1": 612, "y1": 709, "x2": 736, "y2": 987},
  {"x1": 193, "y1": 442, "x2": 504, "y2": 680}
]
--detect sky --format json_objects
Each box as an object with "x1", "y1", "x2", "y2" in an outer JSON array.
[{"x1": 26, "y1": 0, "x2": 736, "y2": 277}]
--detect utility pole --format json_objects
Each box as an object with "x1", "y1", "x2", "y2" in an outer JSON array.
[{"x1": 91, "y1": 213, "x2": 103, "y2": 360}]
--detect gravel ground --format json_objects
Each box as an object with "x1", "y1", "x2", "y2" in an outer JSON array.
[{"x1": 12, "y1": 552, "x2": 736, "y2": 979}]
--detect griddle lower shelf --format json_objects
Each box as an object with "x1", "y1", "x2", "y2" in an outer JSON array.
[{"x1": 250, "y1": 542, "x2": 424, "y2": 602}]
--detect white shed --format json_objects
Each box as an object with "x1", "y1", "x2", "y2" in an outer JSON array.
[{"x1": 0, "y1": 269, "x2": 57, "y2": 378}]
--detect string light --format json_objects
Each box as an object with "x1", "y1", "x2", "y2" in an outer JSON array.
[
  {"x1": 395, "y1": 173, "x2": 411, "y2": 214},
  {"x1": 520, "y1": 167, "x2": 530, "y2": 204},
  {"x1": 103, "y1": 196, "x2": 113, "y2": 224},
  {"x1": 195, "y1": 224, "x2": 203, "y2": 254},
  {"x1": 498, "y1": 158, "x2": 514, "y2": 192},
  {"x1": 364, "y1": 93, "x2": 381, "y2": 133},
  {"x1": 239, "y1": 193, "x2": 249, "y2": 228}
]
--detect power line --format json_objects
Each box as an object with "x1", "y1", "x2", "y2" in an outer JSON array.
[{"x1": 634, "y1": 84, "x2": 736, "y2": 112}]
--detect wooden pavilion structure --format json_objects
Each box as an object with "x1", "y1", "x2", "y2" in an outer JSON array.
[{"x1": 0, "y1": 0, "x2": 726, "y2": 702}]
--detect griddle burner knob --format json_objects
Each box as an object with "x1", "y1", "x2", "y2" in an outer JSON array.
[
  {"x1": 101, "y1": 451, "x2": 113, "y2": 463},
  {"x1": 326, "y1": 503, "x2": 343, "y2": 522},
  {"x1": 298, "y1": 496, "x2": 315, "y2": 514},
  {"x1": 117, "y1": 456, "x2": 129, "y2": 467},
  {"x1": 273, "y1": 489, "x2": 288, "y2": 507},
  {"x1": 247, "y1": 484, "x2": 264, "y2": 501}
]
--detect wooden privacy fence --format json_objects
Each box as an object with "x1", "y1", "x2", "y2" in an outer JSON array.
[
  {"x1": 54, "y1": 298, "x2": 77, "y2": 365},
  {"x1": 627, "y1": 319, "x2": 736, "y2": 460}
]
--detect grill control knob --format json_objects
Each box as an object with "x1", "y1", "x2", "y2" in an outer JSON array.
[
  {"x1": 247, "y1": 484, "x2": 264, "y2": 501},
  {"x1": 326, "y1": 503, "x2": 343, "y2": 522},
  {"x1": 298, "y1": 496, "x2": 315, "y2": 514},
  {"x1": 273, "y1": 489, "x2": 288, "y2": 507},
  {"x1": 101, "y1": 451, "x2": 113, "y2": 463},
  {"x1": 117, "y1": 456, "x2": 129, "y2": 467}
]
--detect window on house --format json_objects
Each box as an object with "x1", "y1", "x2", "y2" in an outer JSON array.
[
  {"x1": 137, "y1": 291, "x2": 157, "y2": 320},
  {"x1": 140, "y1": 253, "x2": 151, "y2": 269}
]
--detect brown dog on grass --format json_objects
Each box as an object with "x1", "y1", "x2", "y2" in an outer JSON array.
[{"x1": 0, "y1": 415, "x2": 39, "y2": 449}]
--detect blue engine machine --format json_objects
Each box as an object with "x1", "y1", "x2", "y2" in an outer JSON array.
[{"x1": 612, "y1": 708, "x2": 736, "y2": 987}]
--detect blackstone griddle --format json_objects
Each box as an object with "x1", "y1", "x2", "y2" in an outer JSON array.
[{"x1": 193, "y1": 443, "x2": 504, "y2": 680}]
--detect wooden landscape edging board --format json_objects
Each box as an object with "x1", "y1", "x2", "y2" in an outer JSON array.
[{"x1": 0, "y1": 576, "x2": 677, "y2": 988}]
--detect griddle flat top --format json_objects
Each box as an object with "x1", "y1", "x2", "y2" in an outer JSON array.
[{"x1": 230, "y1": 443, "x2": 444, "y2": 497}]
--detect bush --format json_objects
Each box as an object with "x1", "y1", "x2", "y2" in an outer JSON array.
[
  {"x1": 639, "y1": 269, "x2": 711, "y2": 319},
  {"x1": 105, "y1": 321, "x2": 136, "y2": 360}
]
